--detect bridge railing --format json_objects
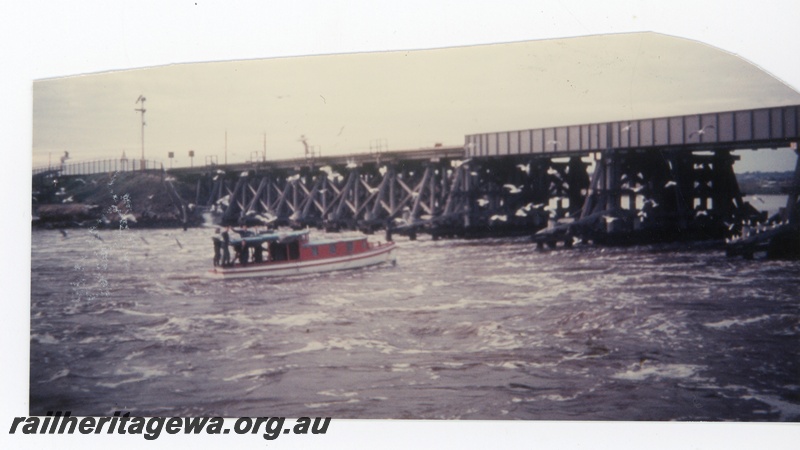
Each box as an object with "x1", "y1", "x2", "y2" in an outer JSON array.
[{"x1": 33, "y1": 159, "x2": 164, "y2": 176}]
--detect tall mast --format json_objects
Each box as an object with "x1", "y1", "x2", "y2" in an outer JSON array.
[{"x1": 135, "y1": 95, "x2": 146, "y2": 169}]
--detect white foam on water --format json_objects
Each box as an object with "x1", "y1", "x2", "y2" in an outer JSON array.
[
  {"x1": 319, "y1": 295, "x2": 355, "y2": 306},
  {"x1": 274, "y1": 341, "x2": 327, "y2": 356},
  {"x1": 704, "y1": 314, "x2": 774, "y2": 329},
  {"x1": 262, "y1": 312, "x2": 330, "y2": 327},
  {"x1": 540, "y1": 393, "x2": 580, "y2": 402},
  {"x1": 317, "y1": 389, "x2": 359, "y2": 398},
  {"x1": 326, "y1": 336, "x2": 397, "y2": 354},
  {"x1": 223, "y1": 367, "x2": 282, "y2": 382},
  {"x1": 612, "y1": 363, "x2": 703, "y2": 381},
  {"x1": 304, "y1": 398, "x2": 360, "y2": 409},
  {"x1": 740, "y1": 393, "x2": 800, "y2": 420},
  {"x1": 479, "y1": 274, "x2": 536, "y2": 287},
  {"x1": 398, "y1": 348, "x2": 431, "y2": 355},
  {"x1": 474, "y1": 322, "x2": 522, "y2": 351},
  {"x1": 407, "y1": 284, "x2": 426, "y2": 296},
  {"x1": 390, "y1": 363, "x2": 413, "y2": 372},
  {"x1": 115, "y1": 308, "x2": 165, "y2": 318},
  {"x1": 123, "y1": 350, "x2": 145, "y2": 361},
  {"x1": 41, "y1": 368, "x2": 70, "y2": 383},
  {"x1": 486, "y1": 360, "x2": 524, "y2": 370},
  {"x1": 31, "y1": 333, "x2": 59, "y2": 345},
  {"x1": 97, "y1": 367, "x2": 169, "y2": 388}
]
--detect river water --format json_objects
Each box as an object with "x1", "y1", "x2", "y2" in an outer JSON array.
[{"x1": 29, "y1": 198, "x2": 799, "y2": 421}]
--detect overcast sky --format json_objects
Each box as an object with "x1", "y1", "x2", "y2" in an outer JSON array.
[
  {"x1": 18, "y1": 1, "x2": 800, "y2": 173},
  {"x1": 5, "y1": 2, "x2": 800, "y2": 449},
  {"x1": 30, "y1": 31, "x2": 800, "y2": 171}
]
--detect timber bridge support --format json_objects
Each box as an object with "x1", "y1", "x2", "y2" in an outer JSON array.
[{"x1": 181, "y1": 105, "x2": 800, "y2": 244}]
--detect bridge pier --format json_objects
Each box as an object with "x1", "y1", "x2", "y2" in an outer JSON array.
[{"x1": 565, "y1": 148, "x2": 761, "y2": 245}]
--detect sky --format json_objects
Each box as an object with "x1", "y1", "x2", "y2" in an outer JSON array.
[
  {"x1": 29, "y1": 32, "x2": 800, "y2": 172},
  {"x1": 22, "y1": 2, "x2": 800, "y2": 173},
  {"x1": 5, "y1": 2, "x2": 800, "y2": 450}
]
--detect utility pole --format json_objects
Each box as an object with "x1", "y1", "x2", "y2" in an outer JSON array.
[
  {"x1": 263, "y1": 132, "x2": 267, "y2": 162},
  {"x1": 135, "y1": 95, "x2": 146, "y2": 170},
  {"x1": 225, "y1": 130, "x2": 228, "y2": 165}
]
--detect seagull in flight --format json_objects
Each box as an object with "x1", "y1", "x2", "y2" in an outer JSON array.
[
  {"x1": 118, "y1": 213, "x2": 137, "y2": 223},
  {"x1": 255, "y1": 213, "x2": 277, "y2": 224},
  {"x1": 490, "y1": 214, "x2": 507, "y2": 222},
  {"x1": 503, "y1": 184, "x2": 523, "y2": 194},
  {"x1": 689, "y1": 125, "x2": 715, "y2": 138},
  {"x1": 643, "y1": 198, "x2": 659, "y2": 208},
  {"x1": 664, "y1": 180, "x2": 677, "y2": 188}
]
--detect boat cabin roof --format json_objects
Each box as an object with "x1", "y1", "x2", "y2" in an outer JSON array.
[
  {"x1": 229, "y1": 230, "x2": 368, "y2": 247},
  {"x1": 230, "y1": 229, "x2": 309, "y2": 246}
]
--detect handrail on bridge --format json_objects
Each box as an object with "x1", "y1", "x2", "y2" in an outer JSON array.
[{"x1": 33, "y1": 159, "x2": 164, "y2": 177}]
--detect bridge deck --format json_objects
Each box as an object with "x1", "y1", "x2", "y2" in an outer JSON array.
[
  {"x1": 169, "y1": 146, "x2": 466, "y2": 175},
  {"x1": 465, "y1": 105, "x2": 800, "y2": 158}
]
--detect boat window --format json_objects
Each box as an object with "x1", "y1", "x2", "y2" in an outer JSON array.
[
  {"x1": 346, "y1": 241, "x2": 354, "y2": 254},
  {"x1": 330, "y1": 244, "x2": 336, "y2": 254},
  {"x1": 311, "y1": 246, "x2": 319, "y2": 256}
]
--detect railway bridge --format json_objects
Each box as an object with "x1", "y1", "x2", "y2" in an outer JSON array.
[{"x1": 34, "y1": 104, "x2": 800, "y2": 244}]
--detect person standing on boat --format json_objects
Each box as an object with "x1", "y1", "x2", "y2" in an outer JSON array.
[
  {"x1": 212, "y1": 228, "x2": 222, "y2": 266},
  {"x1": 237, "y1": 240, "x2": 249, "y2": 266},
  {"x1": 221, "y1": 226, "x2": 231, "y2": 266},
  {"x1": 253, "y1": 243, "x2": 264, "y2": 263}
]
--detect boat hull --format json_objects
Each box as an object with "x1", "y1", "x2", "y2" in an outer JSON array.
[{"x1": 208, "y1": 242, "x2": 397, "y2": 279}]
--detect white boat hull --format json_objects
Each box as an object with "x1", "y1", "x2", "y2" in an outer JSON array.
[{"x1": 208, "y1": 243, "x2": 397, "y2": 279}]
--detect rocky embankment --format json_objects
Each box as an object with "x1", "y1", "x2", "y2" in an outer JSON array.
[{"x1": 32, "y1": 172, "x2": 203, "y2": 229}]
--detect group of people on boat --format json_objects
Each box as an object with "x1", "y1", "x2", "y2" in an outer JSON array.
[{"x1": 211, "y1": 226, "x2": 267, "y2": 267}]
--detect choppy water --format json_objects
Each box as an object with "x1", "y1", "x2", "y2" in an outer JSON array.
[{"x1": 30, "y1": 220, "x2": 799, "y2": 420}]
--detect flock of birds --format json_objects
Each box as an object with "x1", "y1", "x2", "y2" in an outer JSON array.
[{"x1": 725, "y1": 218, "x2": 791, "y2": 244}]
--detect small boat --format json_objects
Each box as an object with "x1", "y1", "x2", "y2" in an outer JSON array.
[{"x1": 208, "y1": 229, "x2": 397, "y2": 279}]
